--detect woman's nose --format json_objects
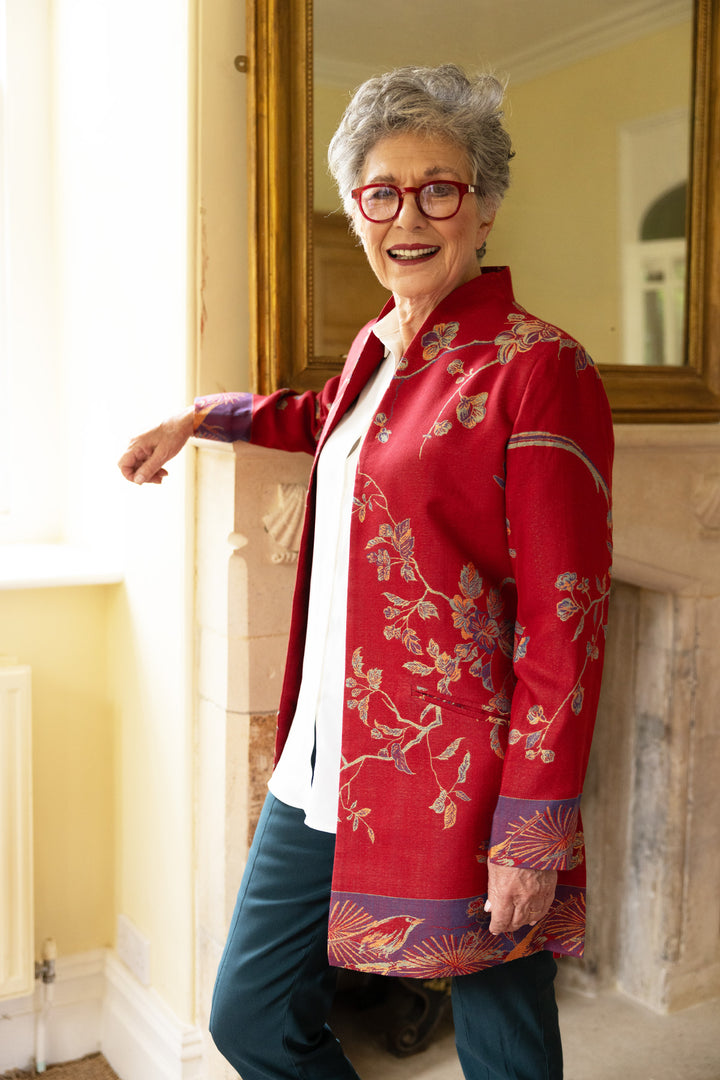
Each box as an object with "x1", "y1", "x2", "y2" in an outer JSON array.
[{"x1": 396, "y1": 192, "x2": 426, "y2": 227}]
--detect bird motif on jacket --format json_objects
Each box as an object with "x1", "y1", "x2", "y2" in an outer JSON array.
[{"x1": 358, "y1": 914, "x2": 424, "y2": 958}]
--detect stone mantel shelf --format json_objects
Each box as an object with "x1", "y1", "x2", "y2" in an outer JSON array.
[
  {"x1": 613, "y1": 422, "x2": 720, "y2": 450},
  {"x1": 612, "y1": 422, "x2": 720, "y2": 598},
  {"x1": 193, "y1": 425, "x2": 720, "y2": 596}
]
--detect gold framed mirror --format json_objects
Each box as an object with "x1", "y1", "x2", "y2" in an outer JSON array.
[{"x1": 247, "y1": 0, "x2": 720, "y2": 422}]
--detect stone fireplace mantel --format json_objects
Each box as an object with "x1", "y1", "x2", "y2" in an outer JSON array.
[
  {"x1": 577, "y1": 423, "x2": 720, "y2": 1012},
  {"x1": 192, "y1": 424, "x2": 720, "y2": 1072}
]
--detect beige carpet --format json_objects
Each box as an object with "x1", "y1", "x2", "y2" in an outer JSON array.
[{"x1": 0, "y1": 1054, "x2": 118, "y2": 1080}]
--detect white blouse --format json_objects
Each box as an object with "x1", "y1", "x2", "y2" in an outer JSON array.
[{"x1": 268, "y1": 310, "x2": 403, "y2": 833}]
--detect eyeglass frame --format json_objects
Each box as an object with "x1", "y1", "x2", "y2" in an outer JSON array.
[{"x1": 351, "y1": 181, "x2": 480, "y2": 223}]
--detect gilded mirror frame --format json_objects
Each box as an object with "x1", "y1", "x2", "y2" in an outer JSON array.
[{"x1": 247, "y1": 0, "x2": 720, "y2": 422}]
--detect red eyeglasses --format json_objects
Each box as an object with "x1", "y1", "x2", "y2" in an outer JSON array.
[{"x1": 351, "y1": 181, "x2": 479, "y2": 222}]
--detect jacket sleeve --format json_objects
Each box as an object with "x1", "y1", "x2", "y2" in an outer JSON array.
[
  {"x1": 488, "y1": 343, "x2": 613, "y2": 872},
  {"x1": 192, "y1": 376, "x2": 343, "y2": 455}
]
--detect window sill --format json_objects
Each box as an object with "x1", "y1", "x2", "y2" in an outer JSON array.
[{"x1": 0, "y1": 544, "x2": 124, "y2": 590}]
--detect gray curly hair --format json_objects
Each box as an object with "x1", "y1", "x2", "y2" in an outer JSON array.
[{"x1": 327, "y1": 64, "x2": 513, "y2": 220}]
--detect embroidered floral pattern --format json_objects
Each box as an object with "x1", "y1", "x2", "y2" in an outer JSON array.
[
  {"x1": 397, "y1": 929, "x2": 505, "y2": 976},
  {"x1": 494, "y1": 313, "x2": 566, "y2": 365},
  {"x1": 388, "y1": 311, "x2": 600, "y2": 459},
  {"x1": 506, "y1": 569, "x2": 610, "y2": 764},
  {"x1": 373, "y1": 412, "x2": 391, "y2": 443},
  {"x1": 341, "y1": 442, "x2": 610, "y2": 851},
  {"x1": 420, "y1": 351, "x2": 493, "y2": 455},
  {"x1": 326, "y1": 886, "x2": 588, "y2": 975},
  {"x1": 457, "y1": 392, "x2": 488, "y2": 428},
  {"x1": 328, "y1": 899, "x2": 508, "y2": 975},
  {"x1": 341, "y1": 446, "x2": 610, "y2": 844},
  {"x1": 341, "y1": 646, "x2": 472, "y2": 835},
  {"x1": 489, "y1": 802, "x2": 584, "y2": 869},
  {"x1": 541, "y1": 892, "x2": 586, "y2": 952},
  {"x1": 421, "y1": 322, "x2": 460, "y2": 359},
  {"x1": 357, "y1": 481, "x2": 517, "y2": 706}
]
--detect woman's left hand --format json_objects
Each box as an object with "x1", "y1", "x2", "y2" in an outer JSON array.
[
  {"x1": 118, "y1": 406, "x2": 195, "y2": 485},
  {"x1": 485, "y1": 863, "x2": 557, "y2": 934}
]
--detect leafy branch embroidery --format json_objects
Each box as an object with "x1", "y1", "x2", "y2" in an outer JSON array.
[
  {"x1": 427, "y1": 736, "x2": 472, "y2": 830},
  {"x1": 509, "y1": 570, "x2": 610, "y2": 762},
  {"x1": 342, "y1": 649, "x2": 472, "y2": 833},
  {"x1": 416, "y1": 314, "x2": 582, "y2": 458}
]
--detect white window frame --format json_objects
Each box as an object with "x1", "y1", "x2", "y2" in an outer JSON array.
[
  {"x1": 623, "y1": 238, "x2": 686, "y2": 367},
  {"x1": 1, "y1": 0, "x2": 65, "y2": 543},
  {"x1": 618, "y1": 108, "x2": 689, "y2": 367},
  {"x1": 1, "y1": 0, "x2": 193, "y2": 586}
]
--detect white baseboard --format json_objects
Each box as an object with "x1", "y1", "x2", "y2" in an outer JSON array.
[
  {"x1": 0, "y1": 950, "x2": 105, "y2": 1073},
  {"x1": 103, "y1": 954, "x2": 204, "y2": 1080},
  {"x1": 0, "y1": 951, "x2": 203, "y2": 1080}
]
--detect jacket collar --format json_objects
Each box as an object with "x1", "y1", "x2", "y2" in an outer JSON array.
[
  {"x1": 392, "y1": 266, "x2": 516, "y2": 378},
  {"x1": 315, "y1": 266, "x2": 515, "y2": 454},
  {"x1": 314, "y1": 321, "x2": 385, "y2": 457}
]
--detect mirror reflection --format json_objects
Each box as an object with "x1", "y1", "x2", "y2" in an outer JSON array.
[{"x1": 313, "y1": 0, "x2": 693, "y2": 367}]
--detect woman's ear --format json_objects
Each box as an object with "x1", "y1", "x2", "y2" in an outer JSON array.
[{"x1": 476, "y1": 210, "x2": 496, "y2": 247}]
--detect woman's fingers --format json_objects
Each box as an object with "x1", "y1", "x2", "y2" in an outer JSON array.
[
  {"x1": 486, "y1": 863, "x2": 558, "y2": 934},
  {"x1": 118, "y1": 407, "x2": 194, "y2": 484}
]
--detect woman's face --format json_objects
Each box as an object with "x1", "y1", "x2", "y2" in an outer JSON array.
[{"x1": 354, "y1": 132, "x2": 495, "y2": 315}]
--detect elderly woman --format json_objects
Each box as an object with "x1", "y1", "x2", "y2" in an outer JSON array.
[{"x1": 119, "y1": 65, "x2": 613, "y2": 1080}]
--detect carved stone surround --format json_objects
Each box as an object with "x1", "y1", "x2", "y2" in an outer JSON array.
[
  {"x1": 192, "y1": 426, "x2": 720, "y2": 1074},
  {"x1": 567, "y1": 424, "x2": 720, "y2": 1011}
]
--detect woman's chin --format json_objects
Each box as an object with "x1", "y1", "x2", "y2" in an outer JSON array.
[{"x1": 385, "y1": 261, "x2": 443, "y2": 298}]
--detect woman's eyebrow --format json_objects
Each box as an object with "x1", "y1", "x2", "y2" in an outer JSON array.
[
  {"x1": 365, "y1": 165, "x2": 463, "y2": 184},
  {"x1": 424, "y1": 165, "x2": 463, "y2": 179}
]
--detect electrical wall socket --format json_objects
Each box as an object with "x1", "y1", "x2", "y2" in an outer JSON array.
[{"x1": 116, "y1": 913, "x2": 151, "y2": 986}]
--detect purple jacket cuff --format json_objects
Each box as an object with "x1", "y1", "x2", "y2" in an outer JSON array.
[
  {"x1": 193, "y1": 392, "x2": 253, "y2": 443},
  {"x1": 488, "y1": 795, "x2": 583, "y2": 871}
]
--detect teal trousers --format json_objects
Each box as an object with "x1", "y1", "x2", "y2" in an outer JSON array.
[{"x1": 210, "y1": 793, "x2": 563, "y2": 1079}]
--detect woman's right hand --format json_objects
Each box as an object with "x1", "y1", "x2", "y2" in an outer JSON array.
[{"x1": 118, "y1": 405, "x2": 195, "y2": 485}]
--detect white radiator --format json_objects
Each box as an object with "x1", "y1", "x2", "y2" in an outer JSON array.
[{"x1": 0, "y1": 664, "x2": 34, "y2": 1000}]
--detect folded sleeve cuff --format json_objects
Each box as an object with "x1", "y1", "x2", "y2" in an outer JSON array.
[
  {"x1": 488, "y1": 795, "x2": 583, "y2": 871},
  {"x1": 193, "y1": 392, "x2": 254, "y2": 443}
]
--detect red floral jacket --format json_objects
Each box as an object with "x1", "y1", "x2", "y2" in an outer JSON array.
[{"x1": 194, "y1": 267, "x2": 614, "y2": 977}]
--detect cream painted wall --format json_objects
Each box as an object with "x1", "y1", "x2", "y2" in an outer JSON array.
[
  {"x1": 314, "y1": 22, "x2": 692, "y2": 365},
  {"x1": 0, "y1": 587, "x2": 115, "y2": 956},
  {"x1": 196, "y1": 0, "x2": 250, "y2": 396}
]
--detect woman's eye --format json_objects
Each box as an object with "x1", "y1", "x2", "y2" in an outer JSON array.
[
  {"x1": 368, "y1": 186, "x2": 395, "y2": 201},
  {"x1": 425, "y1": 183, "x2": 455, "y2": 198}
]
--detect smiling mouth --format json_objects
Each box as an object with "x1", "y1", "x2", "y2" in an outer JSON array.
[{"x1": 388, "y1": 246, "x2": 440, "y2": 262}]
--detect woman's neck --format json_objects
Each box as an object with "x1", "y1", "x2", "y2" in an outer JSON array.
[
  {"x1": 394, "y1": 296, "x2": 437, "y2": 353},
  {"x1": 393, "y1": 267, "x2": 483, "y2": 352}
]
